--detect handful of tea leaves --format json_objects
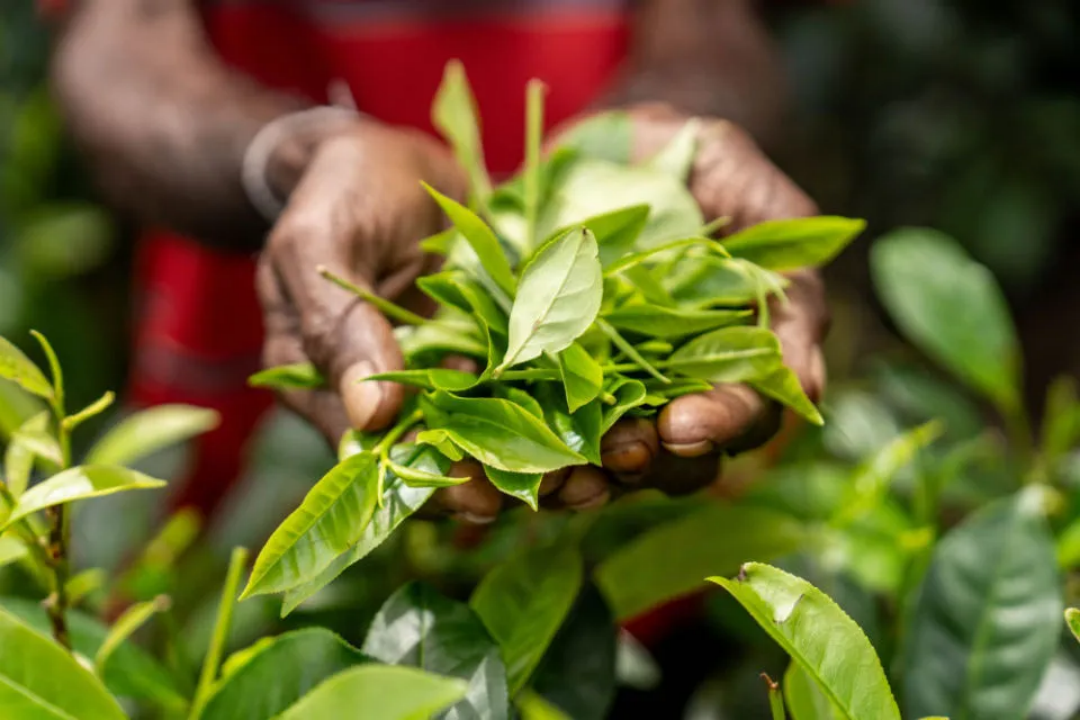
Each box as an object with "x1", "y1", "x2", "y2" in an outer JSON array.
[{"x1": 244, "y1": 62, "x2": 863, "y2": 610}]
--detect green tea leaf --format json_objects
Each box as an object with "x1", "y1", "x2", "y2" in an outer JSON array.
[
  {"x1": 0, "y1": 607, "x2": 126, "y2": 720},
  {"x1": 574, "y1": 205, "x2": 650, "y2": 267},
  {"x1": 277, "y1": 665, "x2": 467, "y2": 720},
  {"x1": 484, "y1": 466, "x2": 544, "y2": 510},
  {"x1": 722, "y1": 217, "x2": 864, "y2": 271},
  {"x1": 242, "y1": 452, "x2": 379, "y2": 599},
  {"x1": 605, "y1": 304, "x2": 750, "y2": 339},
  {"x1": 598, "y1": 320, "x2": 669, "y2": 383},
  {"x1": 386, "y1": 459, "x2": 465, "y2": 489},
  {"x1": 363, "y1": 582, "x2": 509, "y2": 720},
  {"x1": 604, "y1": 236, "x2": 728, "y2": 276},
  {"x1": 432, "y1": 60, "x2": 492, "y2": 203},
  {"x1": 1041, "y1": 375, "x2": 1080, "y2": 463},
  {"x1": 61, "y1": 391, "x2": 114, "y2": 432},
  {"x1": 666, "y1": 326, "x2": 781, "y2": 383},
  {"x1": 10, "y1": 424, "x2": 62, "y2": 467},
  {"x1": 4, "y1": 411, "x2": 50, "y2": 496},
  {"x1": 248, "y1": 363, "x2": 325, "y2": 390},
  {"x1": 646, "y1": 119, "x2": 698, "y2": 182},
  {"x1": 471, "y1": 542, "x2": 584, "y2": 695},
  {"x1": 784, "y1": 662, "x2": 844, "y2": 720},
  {"x1": 423, "y1": 393, "x2": 584, "y2": 473},
  {"x1": 600, "y1": 378, "x2": 648, "y2": 434},
  {"x1": 398, "y1": 318, "x2": 489, "y2": 361},
  {"x1": 498, "y1": 228, "x2": 602, "y2": 371},
  {"x1": 2, "y1": 465, "x2": 166, "y2": 529},
  {"x1": 0, "y1": 335, "x2": 52, "y2": 400},
  {"x1": 902, "y1": 488, "x2": 1061, "y2": 720},
  {"x1": 596, "y1": 504, "x2": 804, "y2": 620},
  {"x1": 418, "y1": 273, "x2": 509, "y2": 335},
  {"x1": 711, "y1": 563, "x2": 900, "y2": 720},
  {"x1": 0, "y1": 536, "x2": 27, "y2": 569},
  {"x1": 540, "y1": 390, "x2": 603, "y2": 466},
  {"x1": 554, "y1": 112, "x2": 632, "y2": 164},
  {"x1": 558, "y1": 343, "x2": 603, "y2": 413},
  {"x1": 871, "y1": 228, "x2": 1020, "y2": 408},
  {"x1": 751, "y1": 367, "x2": 823, "y2": 425},
  {"x1": 198, "y1": 628, "x2": 368, "y2": 720},
  {"x1": 425, "y1": 183, "x2": 516, "y2": 297},
  {"x1": 95, "y1": 595, "x2": 170, "y2": 675},
  {"x1": 86, "y1": 404, "x2": 219, "y2": 467},
  {"x1": 518, "y1": 691, "x2": 571, "y2": 720},
  {"x1": 492, "y1": 385, "x2": 545, "y2": 419},
  {"x1": 281, "y1": 444, "x2": 446, "y2": 615},
  {"x1": 667, "y1": 256, "x2": 774, "y2": 307},
  {"x1": 416, "y1": 429, "x2": 466, "y2": 463},
  {"x1": 366, "y1": 369, "x2": 479, "y2": 392},
  {"x1": 1066, "y1": 608, "x2": 1080, "y2": 644}
]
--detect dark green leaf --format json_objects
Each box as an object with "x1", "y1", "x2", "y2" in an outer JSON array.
[
  {"x1": 902, "y1": 488, "x2": 1062, "y2": 720},
  {"x1": 0, "y1": 607, "x2": 126, "y2": 720},
  {"x1": 605, "y1": 304, "x2": 750, "y2": 339},
  {"x1": 484, "y1": 466, "x2": 544, "y2": 510},
  {"x1": 363, "y1": 582, "x2": 509, "y2": 720},
  {"x1": 425, "y1": 183, "x2": 516, "y2": 297},
  {"x1": 432, "y1": 60, "x2": 492, "y2": 202},
  {"x1": 0, "y1": 335, "x2": 52, "y2": 399},
  {"x1": 540, "y1": 389, "x2": 603, "y2": 466},
  {"x1": 277, "y1": 665, "x2": 466, "y2": 720},
  {"x1": 198, "y1": 628, "x2": 368, "y2": 720},
  {"x1": 249, "y1": 363, "x2": 325, "y2": 390},
  {"x1": 366, "y1": 369, "x2": 479, "y2": 392},
  {"x1": 3, "y1": 465, "x2": 166, "y2": 529},
  {"x1": 498, "y1": 228, "x2": 602, "y2": 371},
  {"x1": 722, "y1": 217, "x2": 864, "y2": 271},
  {"x1": 86, "y1": 404, "x2": 219, "y2": 467},
  {"x1": 871, "y1": 228, "x2": 1020, "y2": 407},
  {"x1": 558, "y1": 343, "x2": 603, "y2": 412},
  {"x1": 471, "y1": 542, "x2": 584, "y2": 695},
  {"x1": 711, "y1": 563, "x2": 900, "y2": 720},
  {"x1": 596, "y1": 504, "x2": 804, "y2": 620},
  {"x1": 242, "y1": 452, "x2": 379, "y2": 598},
  {"x1": 666, "y1": 326, "x2": 781, "y2": 383},
  {"x1": 423, "y1": 393, "x2": 584, "y2": 473}
]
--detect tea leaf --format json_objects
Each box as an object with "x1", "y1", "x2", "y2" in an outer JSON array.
[
  {"x1": 723, "y1": 217, "x2": 864, "y2": 271},
  {"x1": 418, "y1": 273, "x2": 508, "y2": 335},
  {"x1": 86, "y1": 404, "x2": 219, "y2": 467},
  {"x1": 667, "y1": 256, "x2": 770, "y2": 307},
  {"x1": 281, "y1": 444, "x2": 446, "y2": 615},
  {"x1": 424, "y1": 393, "x2": 585, "y2": 474},
  {"x1": 1066, "y1": 608, "x2": 1080, "y2": 644},
  {"x1": 902, "y1": 488, "x2": 1061, "y2": 720},
  {"x1": 498, "y1": 228, "x2": 602, "y2": 372},
  {"x1": 871, "y1": 228, "x2": 1020, "y2": 408},
  {"x1": 600, "y1": 378, "x2": 648, "y2": 434},
  {"x1": 784, "y1": 662, "x2": 844, "y2": 720},
  {"x1": 524, "y1": 79, "x2": 546, "y2": 251},
  {"x1": 0, "y1": 335, "x2": 52, "y2": 400},
  {"x1": 2, "y1": 465, "x2": 166, "y2": 529},
  {"x1": 5, "y1": 412, "x2": 52, "y2": 495},
  {"x1": 596, "y1": 505, "x2": 803, "y2": 620},
  {"x1": 646, "y1": 119, "x2": 699, "y2": 182},
  {"x1": 471, "y1": 542, "x2": 584, "y2": 694},
  {"x1": 277, "y1": 666, "x2": 467, "y2": 720},
  {"x1": 605, "y1": 305, "x2": 751, "y2": 339},
  {"x1": 554, "y1": 112, "x2": 633, "y2": 164},
  {"x1": 95, "y1": 594, "x2": 170, "y2": 675},
  {"x1": 398, "y1": 319, "x2": 489, "y2": 361},
  {"x1": 536, "y1": 385, "x2": 603, "y2": 466},
  {"x1": 0, "y1": 536, "x2": 27, "y2": 569},
  {"x1": 242, "y1": 452, "x2": 380, "y2": 599},
  {"x1": 385, "y1": 458, "x2": 465, "y2": 489},
  {"x1": 425, "y1": 183, "x2": 516, "y2": 297},
  {"x1": 751, "y1": 367, "x2": 823, "y2": 425},
  {"x1": 432, "y1": 60, "x2": 492, "y2": 203},
  {"x1": 62, "y1": 391, "x2": 115, "y2": 431},
  {"x1": 598, "y1": 320, "x2": 669, "y2": 383},
  {"x1": 0, "y1": 607, "x2": 126, "y2": 720},
  {"x1": 666, "y1": 326, "x2": 781, "y2": 383},
  {"x1": 365, "y1": 369, "x2": 479, "y2": 392},
  {"x1": 711, "y1": 563, "x2": 900, "y2": 720},
  {"x1": 249, "y1": 363, "x2": 324, "y2": 390},
  {"x1": 10, "y1": 424, "x2": 62, "y2": 467},
  {"x1": 604, "y1": 235, "x2": 728, "y2": 276},
  {"x1": 574, "y1": 205, "x2": 650, "y2": 267},
  {"x1": 199, "y1": 628, "x2": 368, "y2": 720},
  {"x1": 363, "y1": 582, "x2": 509, "y2": 720},
  {"x1": 484, "y1": 466, "x2": 544, "y2": 510},
  {"x1": 558, "y1": 343, "x2": 603, "y2": 412}
]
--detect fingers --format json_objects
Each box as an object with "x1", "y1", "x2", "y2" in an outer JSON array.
[
  {"x1": 657, "y1": 384, "x2": 769, "y2": 457},
  {"x1": 600, "y1": 418, "x2": 659, "y2": 482},
  {"x1": 426, "y1": 461, "x2": 503, "y2": 525},
  {"x1": 771, "y1": 269, "x2": 829, "y2": 402}
]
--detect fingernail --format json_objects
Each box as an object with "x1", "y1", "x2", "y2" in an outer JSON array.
[
  {"x1": 601, "y1": 441, "x2": 652, "y2": 473},
  {"x1": 453, "y1": 512, "x2": 497, "y2": 525},
  {"x1": 340, "y1": 361, "x2": 381, "y2": 430},
  {"x1": 662, "y1": 439, "x2": 715, "y2": 458}
]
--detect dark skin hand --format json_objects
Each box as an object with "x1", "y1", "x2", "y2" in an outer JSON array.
[{"x1": 53, "y1": 0, "x2": 825, "y2": 522}]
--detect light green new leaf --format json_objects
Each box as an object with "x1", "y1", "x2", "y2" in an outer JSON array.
[
  {"x1": 277, "y1": 665, "x2": 467, "y2": 720},
  {"x1": 366, "y1": 369, "x2": 479, "y2": 392},
  {"x1": 902, "y1": 488, "x2": 1061, "y2": 720},
  {"x1": 3, "y1": 465, "x2": 166, "y2": 529},
  {"x1": 4, "y1": 411, "x2": 50, "y2": 496},
  {"x1": 871, "y1": 228, "x2": 1020, "y2": 408},
  {"x1": 751, "y1": 367, "x2": 823, "y2": 425},
  {"x1": 553, "y1": 112, "x2": 633, "y2": 165},
  {"x1": 198, "y1": 628, "x2": 368, "y2": 720},
  {"x1": 558, "y1": 343, "x2": 603, "y2": 412},
  {"x1": 596, "y1": 505, "x2": 804, "y2": 621},
  {"x1": 604, "y1": 305, "x2": 750, "y2": 339},
  {"x1": 242, "y1": 452, "x2": 379, "y2": 599},
  {"x1": 498, "y1": 228, "x2": 602, "y2": 371},
  {"x1": 248, "y1": 363, "x2": 325, "y2": 390},
  {"x1": 0, "y1": 336, "x2": 52, "y2": 400},
  {"x1": 398, "y1": 319, "x2": 489, "y2": 361},
  {"x1": 95, "y1": 595, "x2": 170, "y2": 674},
  {"x1": 1066, "y1": 609, "x2": 1080, "y2": 644},
  {"x1": 280, "y1": 444, "x2": 447, "y2": 615},
  {"x1": 668, "y1": 256, "x2": 778, "y2": 307},
  {"x1": 784, "y1": 662, "x2": 843, "y2": 720},
  {"x1": 0, "y1": 536, "x2": 27, "y2": 569},
  {"x1": 432, "y1": 60, "x2": 492, "y2": 202},
  {"x1": 0, "y1": 606, "x2": 126, "y2": 720},
  {"x1": 722, "y1": 217, "x2": 864, "y2": 271},
  {"x1": 386, "y1": 459, "x2": 466, "y2": 489},
  {"x1": 418, "y1": 273, "x2": 509, "y2": 335},
  {"x1": 666, "y1": 326, "x2": 781, "y2": 383},
  {"x1": 363, "y1": 582, "x2": 509, "y2": 720},
  {"x1": 425, "y1": 183, "x2": 516, "y2": 297},
  {"x1": 518, "y1": 691, "x2": 571, "y2": 720},
  {"x1": 484, "y1": 466, "x2": 544, "y2": 510},
  {"x1": 10, "y1": 425, "x2": 62, "y2": 467},
  {"x1": 423, "y1": 393, "x2": 584, "y2": 473},
  {"x1": 471, "y1": 543, "x2": 584, "y2": 695},
  {"x1": 646, "y1": 119, "x2": 699, "y2": 182},
  {"x1": 604, "y1": 235, "x2": 728, "y2": 276},
  {"x1": 599, "y1": 378, "x2": 648, "y2": 435},
  {"x1": 574, "y1": 205, "x2": 650, "y2": 267},
  {"x1": 711, "y1": 563, "x2": 900, "y2": 720},
  {"x1": 86, "y1": 404, "x2": 219, "y2": 467}
]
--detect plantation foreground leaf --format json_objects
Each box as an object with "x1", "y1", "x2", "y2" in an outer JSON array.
[
  {"x1": 0, "y1": 607, "x2": 126, "y2": 720},
  {"x1": 722, "y1": 217, "x2": 864, "y2": 271},
  {"x1": 363, "y1": 582, "x2": 509, "y2": 720},
  {"x1": 277, "y1": 665, "x2": 467, "y2": 720},
  {"x1": 710, "y1": 563, "x2": 900, "y2": 720},
  {"x1": 902, "y1": 488, "x2": 1061, "y2": 720},
  {"x1": 784, "y1": 661, "x2": 843, "y2": 720},
  {"x1": 471, "y1": 542, "x2": 584, "y2": 695},
  {"x1": 3, "y1": 465, "x2": 166, "y2": 529},
  {"x1": 0, "y1": 336, "x2": 52, "y2": 400},
  {"x1": 86, "y1": 404, "x2": 219, "y2": 467}
]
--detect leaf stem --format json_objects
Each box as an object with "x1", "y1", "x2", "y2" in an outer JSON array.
[
  {"x1": 191, "y1": 546, "x2": 248, "y2": 718},
  {"x1": 318, "y1": 267, "x2": 427, "y2": 326},
  {"x1": 523, "y1": 80, "x2": 545, "y2": 251},
  {"x1": 597, "y1": 320, "x2": 671, "y2": 384},
  {"x1": 761, "y1": 673, "x2": 786, "y2": 720}
]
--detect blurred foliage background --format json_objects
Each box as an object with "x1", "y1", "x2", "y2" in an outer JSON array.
[{"x1": 2, "y1": 0, "x2": 1079, "y2": 717}]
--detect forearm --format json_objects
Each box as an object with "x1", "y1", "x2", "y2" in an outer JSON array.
[{"x1": 52, "y1": 0, "x2": 313, "y2": 250}]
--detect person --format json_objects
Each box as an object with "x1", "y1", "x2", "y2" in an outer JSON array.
[{"x1": 42, "y1": 0, "x2": 828, "y2": 525}]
